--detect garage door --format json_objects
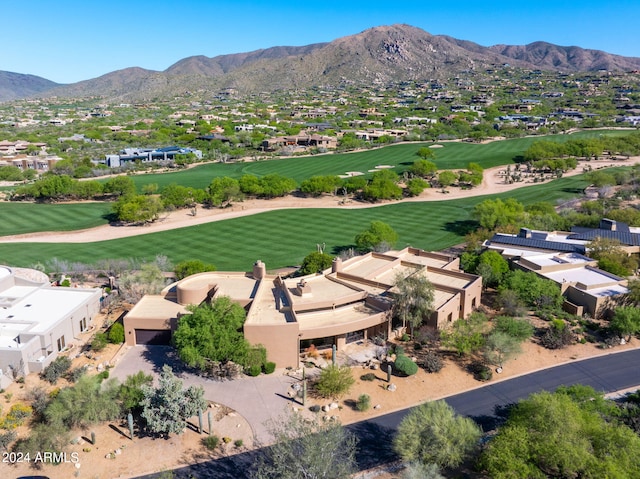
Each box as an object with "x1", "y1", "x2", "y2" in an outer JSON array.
[{"x1": 135, "y1": 329, "x2": 171, "y2": 345}]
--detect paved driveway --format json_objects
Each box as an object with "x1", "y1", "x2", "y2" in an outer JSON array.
[{"x1": 110, "y1": 345, "x2": 302, "y2": 444}]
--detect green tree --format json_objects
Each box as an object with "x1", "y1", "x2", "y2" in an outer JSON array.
[
  {"x1": 440, "y1": 311, "x2": 487, "y2": 356},
  {"x1": 483, "y1": 331, "x2": 523, "y2": 370},
  {"x1": 405, "y1": 177, "x2": 429, "y2": 196},
  {"x1": 299, "y1": 251, "x2": 334, "y2": 275},
  {"x1": 44, "y1": 375, "x2": 121, "y2": 429},
  {"x1": 473, "y1": 198, "x2": 525, "y2": 230},
  {"x1": 500, "y1": 270, "x2": 563, "y2": 311},
  {"x1": 409, "y1": 159, "x2": 437, "y2": 178},
  {"x1": 173, "y1": 297, "x2": 250, "y2": 369},
  {"x1": 480, "y1": 390, "x2": 640, "y2": 478},
  {"x1": 314, "y1": 365, "x2": 355, "y2": 399},
  {"x1": 362, "y1": 169, "x2": 402, "y2": 201},
  {"x1": 475, "y1": 250, "x2": 509, "y2": 288},
  {"x1": 437, "y1": 170, "x2": 457, "y2": 189},
  {"x1": 416, "y1": 147, "x2": 436, "y2": 160},
  {"x1": 251, "y1": 413, "x2": 357, "y2": 479},
  {"x1": 354, "y1": 220, "x2": 398, "y2": 252},
  {"x1": 208, "y1": 176, "x2": 243, "y2": 207},
  {"x1": 259, "y1": 174, "x2": 297, "y2": 198},
  {"x1": 174, "y1": 259, "x2": 217, "y2": 280},
  {"x1": 112, "y1": 194, "x2": 163, "y2": 224},
  {"x1": 300, "y1": 175, "x2": 343, "y2": 197},
  {"x1": 118, "y1": 371, "x2": 153, "y2": 413},
  {"x1": 394, "y1": 400, "x2": 482, "y2": 469},
  {"x1": 393, "y1": 273, "x2": 435, "y2": 335},
  {"x1": 103, "y1": 175, "x2": 136, "y2": 197},
  {"x1": 493, "y1": 316, "x2": 534, "y2": 340},
  {"x1": 140, "y1": 365, "x2": 207, "y2": 437},
  {"x1": 610, "y1": 306, "x2": 640, "y2": 342}
]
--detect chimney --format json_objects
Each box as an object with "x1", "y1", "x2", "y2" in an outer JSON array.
[
  {"x1": 253, "y1": 260, "x2": 266, "y2": 280},
  {"x1": 332, "y1": 257, "x2": 343, "y2": 273},
  {"x1": 518, "y1": 228, "x2": 532, "y2": 239}
]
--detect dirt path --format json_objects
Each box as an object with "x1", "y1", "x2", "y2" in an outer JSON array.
[{"x1": 0, "y1": 159, "x2": 633, "y2": 244}]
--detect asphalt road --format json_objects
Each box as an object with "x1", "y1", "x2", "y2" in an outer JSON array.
[{"x1": 135, "y1": 348, "x2": 640, "y2": 479}]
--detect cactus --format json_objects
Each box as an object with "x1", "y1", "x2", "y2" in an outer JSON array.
[
  {"x1": 198, "y1": 409, "x2": 203, "y2": 434},
  {"x1": 302, "y1": 379, "x2": 307, "y2": 406},
  {"x1": 91, "y1": 431, "x2": 96, "y2": 445},
  {"x1": 332, "y1": 344, "x2": 337, "y2": 365},
  {"x1": 208, "y1": 411, "x2": 213, "y2": 436},
  {"x1": 387, "y1": 364, "x2": 392, "y2": 383},
  {"x1": 127, "y1": 413, "x2": 134, "y2": 440}
]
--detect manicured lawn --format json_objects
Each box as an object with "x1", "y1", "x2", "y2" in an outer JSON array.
[
  {"x1": 128, "y1": 130, "x2": 626, "y2": 190},
  {"x1": 0, "y1": 202, "x2": 112, "y2": 236},
  {"x1": 0, "y1": 175, "x2": 591, "y2": 270}
]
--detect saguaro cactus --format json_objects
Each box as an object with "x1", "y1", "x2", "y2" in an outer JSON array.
[{"x1": 127, "y1": 413, "x2": 134, "y2": 440}]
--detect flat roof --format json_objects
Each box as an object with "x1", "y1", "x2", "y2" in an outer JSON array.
[
  {"x1": 390, "y1": 251, "x2": 450, "y2": 269},
  {"x1": 588, "y1": 284, "x2": 629, "y2": 298},
  {"x1": 283, "y1": 276, "x2": 362, "y2": 308},
  {"x1": 178, "y1": 272, "x2": 258, "y2": 302},
  {"x1": 0, "y1": 288, "x2": 100, "y2": 334},
  {"x1": 419, "y1": 269, "x2": 471, "y2": 289},
  {"x1": 544, "y1": 267, "x2": 619, "y2": 287},
  {"x1": 245, "y1": 283, "x2": 290, "y2": 325},
  {"x1": 342, "y1": 255, "x2": 395, "y2": 278},
  {"x1": 296, "y1": 302, "x2": 380, "y2": 330},
  {"x1": 126, "y1": 295, "x2": 187, "y2": 320}
]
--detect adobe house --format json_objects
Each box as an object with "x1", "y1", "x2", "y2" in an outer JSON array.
[{"x1": 123, "y1": 248, "x2": 482, "y2": 368}]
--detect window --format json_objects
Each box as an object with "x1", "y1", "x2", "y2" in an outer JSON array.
[
  {"x1": 79, "y1": 317, "x2": 87, "y2": 332},
  {"x1": 447, "y1": 312, "x2": 453, "y2": 323},
  {"x1": 56, "y1": 335, "x2": 66, "y2": 352},
  {"x1": 472, "y1": 297, "x2": 477, "y2": 308}
]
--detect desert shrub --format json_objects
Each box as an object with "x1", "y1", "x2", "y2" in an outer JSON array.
[
  {"x1": 0, "y1": 430, "x2": 16, "y2": 451},
  {"x1": 394, "y1": 354, "x2": 418, "y2": 376},
  {"x1": 247, "y1": 365, "x2": 261, "y2": 377},
  {"x1": 315, "y1": 365, "x2": 355, "y2": 399},
  {"x1": 97, "y1": 370, "x2": 110, "y2": 381},
  {"x1": 309, "y1": 404, "x2": 321, "y2": 413},
  {"x1": 356, "y1": 394, "x2": 371, "y2": 411},
  {"x1": 0, "y1": 403, "x2": 32, "y2": 429},
  {"x1": 42, "y1": 356, "x2": 72, "y2": 384},
  {"x1": 245, "y1": 345, "x2": 267, "y2": 371},
  {"x1": 25, "y1": 387, "x2": 49, "y2": 418},
  {"x1": 421, "y1": 350, "x2": 444, "y2": 373},
  {"x1": 91, "y1": 332, "x2": 108, "y2": 351},
  {"x1": 401, "y1": 333, "x2": 411, "y2": 342},
  {"x1": 222, "y1": 436, "x2": 232, "y2": 443},
  {"x1": 360, "y1": 373, "x2": 377, "y2": 381},
  {"x1": 540, "y1": 319, "x2": 575, "y2": 350},
  {"x1": 394, "y1": 345, "x2": 405, "y2": 356},
  {"x1": 468, "y1": 361, "x2": 493, "y2": 382},
  {"x1": 263, "y1": 362, "x2": 276, "y2": 374},
  {"x1": 494, "y1": 316, "x2": 534, "y2": 341},
  {"x1": 202, "y1": 435, "x2": 219, "y2": 450},
  {"x1": 234, "y1": 439, "x2": 243, "y2": 447},
  {"x1": 67, "y1": 365, "x2": 87, "y2": 383},
  {"x1": 108, "y1": 322, "x2": 125, "y2": 344}
]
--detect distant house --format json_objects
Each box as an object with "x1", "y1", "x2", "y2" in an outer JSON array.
[
  {"x1": 484, "y1": 220, "x2": 638, "y2": 317},
  {"x1": 103, "y1": 146, "x2": 203, "y2": 168}
]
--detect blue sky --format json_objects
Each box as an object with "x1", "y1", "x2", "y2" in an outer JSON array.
[{"x1": 3, "y1": 0, "x2": 639, "y2": 84}]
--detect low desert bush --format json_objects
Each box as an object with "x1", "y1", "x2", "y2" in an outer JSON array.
[
  {"x1": 421, "y1": 350, "x2": 444, "y2": 373},
  {"x1": 202, "y1": 435, "x2": 219, "y2": 450},
  {"x1": 42, "y1": 356, "x2": 72, "y2": 384},
  {"x1": 394, "y1": 354, "x2": 418, "y2": 376},
  {"x1": 263, "y1": 362, "x2": 276, "y2": 374},
  {"x1": 360, "y1": 372, "x2": 377, "y2": 382},
  {"x1": 356, "y1": 394, "x2": 371, "y2": 412}
]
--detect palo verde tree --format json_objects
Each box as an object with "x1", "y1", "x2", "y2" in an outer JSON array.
[
  {"x1": 393, "y1": 273, "x2": 435, "y2": 336},
  {"x1": 251, "y1": 413, "x2": 357, "y2": 479},
  {"x1": 394, "y1": 400, "x2": 482, "y2": 470}
]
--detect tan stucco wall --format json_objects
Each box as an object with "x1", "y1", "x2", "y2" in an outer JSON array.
[{"x1": 244, "y1": 322, "x2": 300, "y2": 368}]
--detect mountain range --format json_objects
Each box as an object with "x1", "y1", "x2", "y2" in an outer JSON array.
[{"x1": 3, "y1": 24, "x2": 640, "y2": 102}]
